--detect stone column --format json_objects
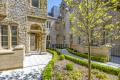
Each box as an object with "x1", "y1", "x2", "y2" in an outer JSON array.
[
  {"x1": 8, "y1": 25, "x2": 12, "y2": 49},
  {"x1": 41, "y1": 33, "x2": 46, "y2": 52},
  {"x1": 0, "y1": 25, "x2": 2, "y2": 49}
]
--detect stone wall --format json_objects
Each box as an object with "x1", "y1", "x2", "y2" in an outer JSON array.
[
  {"x1": 0, "y1": 45, "x2": 25, "y2": 71},
  {"x1": 71, "y1": 44, "x2": 110, "y2": 57},
  {"x1": 0, "y1": 0, "x2": 47, "y2": 52}
]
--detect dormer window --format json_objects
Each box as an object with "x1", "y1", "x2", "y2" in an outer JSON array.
[{"x1": 32, "y1": 0, "x2": 39, "y2": 8}]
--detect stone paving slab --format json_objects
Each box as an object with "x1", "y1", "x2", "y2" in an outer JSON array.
[{"x1": 0, "y1": 52, "x2": 52, "y2": 80}]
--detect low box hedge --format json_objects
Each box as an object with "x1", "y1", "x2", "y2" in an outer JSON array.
[
  {"x1": 55, "y1": 49, "x2": 119, "y2": 75},
  {"x1": 64, "y1": 54, "x2": 119, "y2": 75},
  {"x1": 43, "y1": 49, "x2": 120, "y2": 80},
  {"x1": 42, "y1": 49, "x2": 58, "y2": 80},
  {"x1": 67, "y1": 48, "x2": 108, "y2": 63}
]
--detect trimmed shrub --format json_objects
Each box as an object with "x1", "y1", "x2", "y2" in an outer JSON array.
[
  {"x1": 64, "y1": 54, "x2": 119, "y2": 75},
  {"x1": 60, "y1": 54, "x2": 65, "y2": 60},
  {"x1": 55, "y1": 49, "x2": 61, "y2": 55},
  {"x1": 118, "y1": 72, "x2": 120, "y2": 80},
  {"x1": 66, "y1": 63, "x2": 73, "y2": 71},
  {"x1": 42, "y1": 49, "x2": 58, "y2": 80},
  {"x1": 96, "y1": 73, "x2": 108, "y2": 79},
  {"x1": 66, "y1": 48, "x2": 108, "y2": 63}
]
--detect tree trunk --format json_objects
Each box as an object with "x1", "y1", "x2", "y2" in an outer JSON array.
[{"x1": 88, "y1": 35, "x2": 91, "y2": 80}]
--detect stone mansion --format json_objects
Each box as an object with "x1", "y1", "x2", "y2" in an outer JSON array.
[{"x1": 0, "y1": 0, "x2": 47, "y2": 54}]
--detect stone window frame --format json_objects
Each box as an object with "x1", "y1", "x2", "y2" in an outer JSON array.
[
  {"x1": 30, "y1": 0, "x2": 40, "y2": 8},
  {"x1": 0, "y1": 25, "x2": 8, "y2": 49},
  {"x1": 0, "y1": 25, "x2": 18, "y2": 49}
]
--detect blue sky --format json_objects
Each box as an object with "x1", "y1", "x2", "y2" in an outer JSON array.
[{"x1": 48, "y1": 0, "x2": 62, "y2": 12}]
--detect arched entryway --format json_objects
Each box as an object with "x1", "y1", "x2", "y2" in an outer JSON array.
[{"x1": 29, "y1": 24, "x2": 46, "y2": 52}]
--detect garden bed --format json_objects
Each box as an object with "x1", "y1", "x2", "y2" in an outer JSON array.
[{"x1": 52, "y1": 59, "x2": 118, "y2": 80}]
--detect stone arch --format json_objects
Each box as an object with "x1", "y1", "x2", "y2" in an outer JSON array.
[
  {"x1": 29, "y1": 24, "x2": 45, "y2": 52},
  {"x1": 30, "y1": 24, "x2": 42, "y2": 31}
]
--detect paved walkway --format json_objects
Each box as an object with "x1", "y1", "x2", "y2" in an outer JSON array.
[
  {"x1": 60, "y1": 49, "x2": 120, "y2": 68},
  {"x1": 0, "y1": 52, "x2": 52, "y2": 80}
]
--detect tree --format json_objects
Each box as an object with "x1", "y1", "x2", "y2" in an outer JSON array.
[{"x1": 64, "y1": 0, "x2": 118, "y2": 80}]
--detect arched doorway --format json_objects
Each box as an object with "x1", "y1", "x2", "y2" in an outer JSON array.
[{"x1": 29, "y1": 24, "x2": 42, "y2": 51}]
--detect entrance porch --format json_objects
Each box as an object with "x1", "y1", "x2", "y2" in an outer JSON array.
[{"x1": 27, "y1": 24, "x2": 47, "y2": 54}]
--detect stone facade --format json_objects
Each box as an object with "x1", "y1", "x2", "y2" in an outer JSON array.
[
  {"x1": 0, "y1": 0, "x2": 47, "y2": 54},
  {"x1": 46, "y1": 15, "x2": 70, "y2": 48}
]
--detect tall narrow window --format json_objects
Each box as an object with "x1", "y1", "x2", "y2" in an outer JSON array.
[
  {"x1": 78, "y1": 37, "x2": 81, "y2": 44},
  {"x1": 11, "y1": 26, "x2": 17, "y2": 47},
  {"x1": 1, "y1": 25, "x2": 8, "y2": 49},
  {"x1": 32, "y1": 0, "x2": 39, "y2": 8}
]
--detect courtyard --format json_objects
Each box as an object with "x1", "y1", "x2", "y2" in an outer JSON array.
[{"x1": 0, "y1": 52, "x2": 52, "y2": 80}]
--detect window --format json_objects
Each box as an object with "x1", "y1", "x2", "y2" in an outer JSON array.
[
  {"x1": 0, "y1": 25, "x2": 18, "y2": 49},
  {"x1": 11, "y1": 26, "x2": 17, "y2": 47},
  {"x1": 47, "y1": 35, "x2": 50, "y2": 40},
  {"x1": 78, "y1": 37, "x2": 81, "y2": 44},
  {"x1": 47, "y1": 21, "x2": 51, "y2": 28},
  {"x1": 1, "y1": 25, "x2": 8, "y2": 49},
  {"x1": 32, "y1": 0, "x2": 39, "y2": 8}
]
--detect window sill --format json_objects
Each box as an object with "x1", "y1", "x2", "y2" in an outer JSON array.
[{"x1": 0, "y1": 49, "x2": 14, "y2": 55}]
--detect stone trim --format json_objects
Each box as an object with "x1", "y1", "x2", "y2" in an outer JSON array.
[{"x1": 0, "y1": 50, "x2": 14, "y2": 55}]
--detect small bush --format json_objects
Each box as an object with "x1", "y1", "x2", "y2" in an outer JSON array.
[
  {"x1": 92, "y1": 69, "x2": 100, "y2": 75},
  {"x1": 96, "y1": 73, "x2": 107, "y2": 79},
  {"x1": 60, "y1": 54, "x2": 65, "y2": 60},
  {"x1": 55, "y1": 49, "x2": 61, "y2": 55},
  {"x1": 56, "y1": 72, "x2": 62, "y2": 80},
  {"x1": 66, "y1": 63, "x2": 73, "y2": 71}
]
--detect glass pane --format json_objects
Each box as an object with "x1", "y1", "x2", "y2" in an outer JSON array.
[
  {"x1": 12, "y1": 42, "x2": 17, "y2": 45},
  {"x1": 32, "y1": 0, "x2": 39, "y2": 7},
  {"x1": 12, "y1": 30, "x2": 17, "y2": 35},
  {"x1": 2, "y1": 42, "x2": 8, "y2": 49},
  {"x1": 12, "y1": 26, "x2": 17, "y2": 30},
  {"x1": 11, "y1": 26, "x2": 17, "y2": 46},
  {"x1": 2, "y1": 36, "x2": 8, "y2": 41},
  {"x1": 1, "y1": 31, "x2": 8, "y2": 35},
  {"x1": 12, "y1": 37, "x2": 17, "y2": 41},
  {"x1": 1, "y1": 25, "x2": 8, "y2": 35}
]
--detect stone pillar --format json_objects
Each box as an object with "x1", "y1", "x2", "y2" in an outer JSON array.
[
  {"x1": 28, "y1": 33, "x2": 31, "y2": 52},
  {"x1": 0, "y1": 25, "x2": 2, "y2": 49},
  {"x1": 8, "y1": 25, "x2": 12, "y2": 49},
  {"x1": 41, "y1": 33, "x2": 46, "y2": 52}
]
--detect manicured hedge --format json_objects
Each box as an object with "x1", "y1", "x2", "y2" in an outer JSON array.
[
  {"x1": 67, "y1": 48, "x2": 108, "y2": 63},
  {"x1": 55, "y1": 49, "x2": 119, "y2": 75},
  {"x1": 64, "y1": 55, "x2": 119, "y2": 75},
  {"x1": 42, "y1": 49, "x2": 58, "y2": 80}
]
